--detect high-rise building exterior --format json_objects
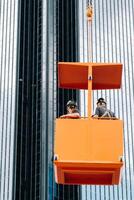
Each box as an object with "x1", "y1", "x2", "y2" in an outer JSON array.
[
  {"x1": 0, "y1": 0, "x2": 19, "y2": 199},
  {"x1": 79, "y1": 0, "x2": 134, "y2": 200},
  {"x1": 0, "y1": 0, "x2": 133, "y2": 200}
]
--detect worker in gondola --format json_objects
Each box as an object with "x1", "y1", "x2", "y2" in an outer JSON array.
[
  {"x1": 60, "y1": 100, "x2": 80, "y2": 119},
  {"x1": 93, "y1": 98, "x2": 116, "y2": 118}
]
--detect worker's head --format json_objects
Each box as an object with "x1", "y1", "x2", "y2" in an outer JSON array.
[
  {"x1": 66, "y1": 100, "x2": 77, "y2": 113},
  {"x1": 97, "y1": 98, "x2": 106, "y2": 108}
]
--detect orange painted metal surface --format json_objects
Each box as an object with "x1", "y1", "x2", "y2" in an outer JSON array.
[
  {"x1": 88, "y1": 66, "x2": 92, "y2": 117},
  {"x1": 54, "y1": 118, "x2": 123, "y2": 185},
  {"x1": 58, "y1": 62, "x2": 122, "y2": 90},
  {"x1": 54, "y1": 61, "x2": 124, "y2": 185}
]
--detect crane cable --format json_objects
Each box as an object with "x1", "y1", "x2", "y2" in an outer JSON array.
[
  {"x1": 86, "y1": 0, "x2": 93, "y2": 62},
  {"x1": 86, "y1": 0, "x2": 92, "y2": 6}
]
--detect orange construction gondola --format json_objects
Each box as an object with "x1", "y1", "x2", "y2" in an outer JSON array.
[{"x1": 54, "y1": 62, "x2": 123, "y2": 185}]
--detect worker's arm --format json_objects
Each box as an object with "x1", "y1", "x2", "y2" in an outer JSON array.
[
  {"x1": 60, "y1": 113, "x2": 80, "y2": 119},
  {"x1": 93, "y1": 114, "x2": 99, "y2": 118}
]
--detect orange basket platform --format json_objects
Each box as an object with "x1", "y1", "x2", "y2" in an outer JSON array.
[{"x1": 54, "y1": 62, "x2": 124, "y2": 185}]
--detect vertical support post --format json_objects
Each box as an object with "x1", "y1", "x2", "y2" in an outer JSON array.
[
  {"x1": 88, "y1": 65, "x2": 92, "y2": 118},
  {"x1": 87, "y1": 5, "x2": 93, "y2": 118},
  {"x1": 87, "y1": 20, "x2": 92, "y2": 62}
]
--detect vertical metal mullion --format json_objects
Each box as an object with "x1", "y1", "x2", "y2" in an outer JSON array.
[
  {"x1": 125, "y1": 0, "x2": 134, "y2": 188},
  {"x1": 114, "y1": 0, "x2": 121, "y2": 149},
  {"x1": 25, "y1": 0, "x2": 31, "y2": 199},
  {"x1": 98, "y1": 0, "x2": 101, "y2": 63},
  {"x1": 23, "y1": 1, "x2": 29, "y2": 199},
  {"x1": 36, "y1": 0, "x2": 42, "y2": 198},
  {"x1": 36, "y1": 0, "x2": 40, "y2": 198},
  {"x1": 123, "y1": 0, "x2": 133, "y2": 199},
  {"x1": 105, "y1": 0, "x2": 111, "y2": 113},
  {"x1": 102, "y1": 0, "x2": 107, "y2": 120},
  {"x1": 56, "y1": 0, "x2": 59, "y2": 117},
  {"x1": 44, "y1": 0, "x2": 49, "y2": 199},
  {"x1": 98, "y1": 0, "x2": 103, "y2": 101},
  {"x1": 52, "y1": 0, "x2": 56, "y2": 199},
  {"x1": 109, "y1": 0, "x2": 114, "y2": 62},
  {"x1": 41, "y1": 0, "x2": 47, "y2": 198},
  {"x1": 66, "y1": 0, "x2": 69, "y2": 62},
  {"x1": 0, "y1": 0, "x2": 9, "y2": 198},
  {"x1": 4, "y1": 0, "x2": 13, "y2": 198},
  {"x1": 127, "y1": 0, "x2": 134, "y2": 178},
  {"x1": 62, "y1": 0, "x2": 65, "y2": 60},
  {"x1": 82, "y1": 0, "x2": 86, "y2": 117},
  {"x1": 19, "y1": 0, "x2": 26, "y2": 199},
  {"x1": 70, "y1": 0, "x2": 73, "y2": 62},
  {"x1": 109, "y1": 0, "x2": 114, "y2": 117},
  {"x1": 55, "y1": 0, "x2": 60, "y2": 197},
  {"x1": 112, "y1": 0, "x2": 118, "y2": 116},
  {"x1": 2, "y1": 0, "x2": 11, "y2": 198},
  {"x1": 75, "y1": 0, "x2": 79, "y2": 62},
  {"x1": 0, "y1": 0, "x2": 5, "y2": 103},
  {"x1": 30, "y1": 0, "x2": 36, "y2": 198},
  {"x1": 119, "y1": 0, "x2": 130, "y2": 200},
  {"x1": 56, "y1": 0, "x2": 60, "y2": 176},
  {"x1": 120, "y1": 1, "x2": 131, "y2": 200},
  {"x1": 35, "y1": 0, "x2": 38, "y2": 198},
  {"x1": 13, "y1": 0, "x2": 22, "y2": 197},
  {"x1": 61, "y1": 0, "x2": 65, "y2": 117},
  {"x1": 8, "y1": 0, "x2": 16, "y2": 198}
]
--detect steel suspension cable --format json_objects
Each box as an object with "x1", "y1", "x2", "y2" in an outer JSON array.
[{"x1": 86, "y1": 0, "x2": 93, "y2": 62}]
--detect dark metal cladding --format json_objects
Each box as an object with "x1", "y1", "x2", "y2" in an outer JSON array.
[{"x1": 14, "y1": 0, "x2": 42, "y2": 199}]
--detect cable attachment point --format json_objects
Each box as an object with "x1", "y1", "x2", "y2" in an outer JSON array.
[
  {"x1": 88, "y1": 75, "x2": 92, "y2": 80},
  {"x1": 86, "y1": 5, "x2": 93, "y2": 21}
]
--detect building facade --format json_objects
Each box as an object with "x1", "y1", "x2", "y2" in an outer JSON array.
[
  {"x1": 79, "y1": 0, "x2": 134, "y2": 200},
  {"x1": 0, "y1": 0, "x2": 134, "y2": 200},
  {"x1": 0, "y1": 0, "x2": 19, "y2": 199}
]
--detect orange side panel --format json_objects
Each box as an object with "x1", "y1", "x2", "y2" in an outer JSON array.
[
  {"x1": 92, "y1": 64, "x2": 122, "y2": 89},
  {"x1": 54, "y1": 118, "x2": 123, "y2": 185},
  {"x1": 58, "y1": 62, "x2": 122, "y2": 90},
  {"x1": 54, "y1": 162, "x2": 123, "y2": 185},
  {"x1": 58, "y1": 63, "x2": 88, "y2": 89},
  {"x1": 54, "y1": 119, "x2": 123, "y2": 162}
]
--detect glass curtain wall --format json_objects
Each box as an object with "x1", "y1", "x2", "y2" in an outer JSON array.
[
  {"x1": 78, "y1": 0, "x2": 134, "y2": 200},
  {"x1": 0, "y1": 0, "x2": 19, "y2": 200}
]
